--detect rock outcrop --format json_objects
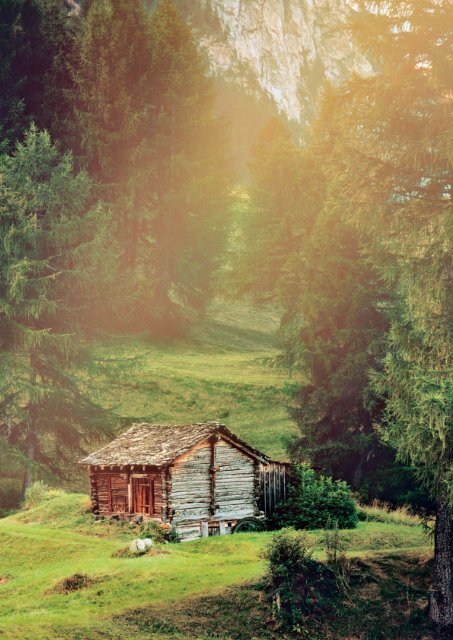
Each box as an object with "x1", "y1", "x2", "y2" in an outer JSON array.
[{"x1": 177, "y1": 0, "x2": 373, "y2": 127}]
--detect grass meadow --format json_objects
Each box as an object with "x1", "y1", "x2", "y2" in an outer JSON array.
[
  {"x1": 0, "y1": 493, "x2": 433, "y2": 640},
  {"x1": 88, "y1": 301, "x2": 299, "y2": 462}
]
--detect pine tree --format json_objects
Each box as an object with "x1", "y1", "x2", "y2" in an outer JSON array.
[
  {"x1": 280, "y1": 139, "x2": 391, "y2": 498},
  {"x1": 316, "y1": 0, "x2": 452, "y2": 626},
  {"x1": 70, "y1": 0, "x2": 153, "y2": 270},
  {"x1": 231, "y1": 116, "x2": 409, "y2": 502},
  {"x1": 71, "y1": 0, "x2": 230, "y2": 331},
  {"x1": 0, "y1": 0, "x2": 76, "y2": 150},
  {"x1": 229, "y1": 118, "x2": 321, "y2": 304},
  {"x1": 0, "y1": 127, "x2": 114, "y2": 492},
  {"x1": 144, "y1": 0, "x2": 230, "y2": 331}
]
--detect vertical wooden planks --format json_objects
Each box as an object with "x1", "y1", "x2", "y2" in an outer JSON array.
[{"x1": 258, "y1": 462, "x2": 290, "y2": 516}]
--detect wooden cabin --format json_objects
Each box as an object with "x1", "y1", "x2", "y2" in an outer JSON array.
[{"x1": 80, "y1": 422, "x2": 289, "y2": 541}]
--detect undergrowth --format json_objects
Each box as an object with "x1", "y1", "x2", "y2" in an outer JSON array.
[{"x1": 358, "y1": 501, "x2": 422, "y2": 527}]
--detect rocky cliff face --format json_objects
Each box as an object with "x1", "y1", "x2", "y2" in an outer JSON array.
[{"x1": 177, "y1": 0, "x2": 372, "y2": 128}]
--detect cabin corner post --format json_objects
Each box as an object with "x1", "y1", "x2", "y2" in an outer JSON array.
[
  {"x1": 253, "y1": 461, "x2": 261, "y2": 516},
  {"x1": 127, "y1": 468, "x2": 132, "y2": 514},
  {"x1": 161, "y1": 468, "x2": 168, "y2": 522},
  {"x1": 209, "y1": 434, "x2": 219, "y2": 516},
  {"x1": 165, "y1": 466, "x2": 172, "y2": 523},
  {"x1": 89, "y1": 466, "x2": 99, "y2": 515}
]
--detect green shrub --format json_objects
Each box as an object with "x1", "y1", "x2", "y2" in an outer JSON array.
[
  {"x1": 23, "y1": 481, "x2": 64, "y2": 510},
  {"x1": 23, "y1": 481, "x2": 49, "y2": 510},
  {"x1": 268, "y1": 465, "x2": 358, "y2": 530},
  {"x1": 263, "y1": 528, "x2": 336, "y2": 630}
]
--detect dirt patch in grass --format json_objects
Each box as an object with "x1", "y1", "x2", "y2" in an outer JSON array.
[
  {"x1": 48, "y1": 573, "x2": 99, "y2": 595},
  {"x1": 115, "y1": 552, "x2": 440, "y2": 640}
]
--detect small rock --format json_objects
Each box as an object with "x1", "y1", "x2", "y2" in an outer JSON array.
[{"x1": 128, "y1": 538, "x2": 153, "y2": 554}]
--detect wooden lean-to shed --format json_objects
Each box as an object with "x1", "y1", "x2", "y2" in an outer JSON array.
[{"x1": 80, "y1": 422, "x2": 289, "y2": 540}]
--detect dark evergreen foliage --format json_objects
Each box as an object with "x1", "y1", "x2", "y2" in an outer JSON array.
[
  {"x1": 71, "y1": 0, "x2": 230, "y2": 332},
  {"x1": 0, "y1": 0, "x2": 76, "y2": 150},
  {"x1": 229, "y1": 118, "x2": 321, "y2": 303},
  {"x1": 231, "y1": 114, "x2": 419, "y2": 505},
  {"x1": 0, "y1": 128, "x2": 116, "y2": 491},
  {"x1": 145, "y1": 0, "x2": 230, "y2": 330},
  {"x1": 309, "y1": 0, "x2": 452, "y2": 626}
]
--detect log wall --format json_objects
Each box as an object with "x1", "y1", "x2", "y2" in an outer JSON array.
[
  {"x1": 214, "y1": 438, "x2": 256, "y2": 520},
  {"x1": 90, "y1": 468, "x2": 164, "y2": 518},
  {"x1": 170, "y1": 441, "x2": 212, "y2": 525},
  {"x1": 87, "y1": 444, "x2": 290, "y2": 540}
]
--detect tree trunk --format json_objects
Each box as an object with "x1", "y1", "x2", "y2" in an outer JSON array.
[
  {"x1": 21, "y1": 434, "x2": 36, "y2": 499},
  {"x1": 429, "y1": 493, "x2": 453, "y2": 628},
  {"x1": 22, "y1": 353, "x2": 38, "y2": 498}
]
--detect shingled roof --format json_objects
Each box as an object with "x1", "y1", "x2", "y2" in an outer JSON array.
[{"x1": 79, "y1": 422, "x2": 270, "y2": 467}]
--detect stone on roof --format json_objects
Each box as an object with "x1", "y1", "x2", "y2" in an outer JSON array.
[{"x1": 79, "y1": 421, "x2": 270, "y2": 467}]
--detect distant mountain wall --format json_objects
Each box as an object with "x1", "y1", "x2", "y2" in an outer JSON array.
[
  {"x1": 170, "y1": 0, "x2": 371, "y2": 172},
  {"x1": 176, "y1": 0, "x2": 372, "y2": 127}
]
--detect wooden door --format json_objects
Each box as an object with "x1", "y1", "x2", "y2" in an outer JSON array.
[{"x1": 132, "y1": 477, "x2": 155, "y2": 515}]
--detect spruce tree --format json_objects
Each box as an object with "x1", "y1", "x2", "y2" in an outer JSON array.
[
  {"x1": 230, "y1": 118, "x2": 321, "y2": 303},
  {"x1": 145, "y1": 0, "x2": 230, "y2": 331},
  {"x1": 0, "y1": 0, "x2": 76, "y2": 150},
  {"x1": 0, "y1": 127, "x2": 114, "y2": 492},
  {"x1": 71, "y1": 0, "x2": 230, "y2": 331},
  {"x1": 286, "y1": 197, "x2": 390, "y2": 496},
  {"x1": 70, "y1": 0, "x2": 153, "y2": 269},
  {"x1": 232, "y1": 116, "x2": 412, "y2": 503},
  {"x1": 316, "y1": 0, "x2": 452, "y2": 625}
]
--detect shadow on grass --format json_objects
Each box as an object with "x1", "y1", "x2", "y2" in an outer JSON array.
[{"x1": 114, "y1": 552, "x2": 441, "y2": 640}]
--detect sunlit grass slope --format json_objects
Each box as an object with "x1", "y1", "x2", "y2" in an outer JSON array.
[
  {"x1": 92, "y1": 301, "x2": 299, "y2": 460},
  {"x1": 0, "y1": 493, "x2": 432, "y2": 640}
]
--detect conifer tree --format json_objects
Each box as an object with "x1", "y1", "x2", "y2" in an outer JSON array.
[
  {"x1": 70, "y1": 0, "x2": 153, "y2": 269},
  {"x1": 286, "y1": 196, "x2": 390, "y2": 496},
  {"x1": 0, "y1": 0, "x2": 76, "y2": 150},
  {"x1": 0, "y1": 127, "x2": 114, "y2": 491},
  {"x1": 230, "y1": 118, "x2": 321, "y2": 303},
  {"x1": 232, "y1": 117, "x2": 408, "y2": 502},
  {"x1": 144, "y1": 0, "x2": 230, "y2": 330},
  {"x1": 315, "y1": 0, "x2": 452, "y2": 625}
]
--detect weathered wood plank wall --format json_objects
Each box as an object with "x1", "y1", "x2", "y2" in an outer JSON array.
[
  {"x1": 90, "y1": 469, "x2": 164, "y2": 518},
  {"x1": 88, "y1": 442, "x2": 291, "y2": 541},
  {"x1": 258, "y1": 462, "x2": 289, "y2": 516},
  {"x1": 170, "y1": 442, "x2": 212, "y2": 525},
  {"x1": 214, "y1": 439, "x2": 256, "y2": 520}
]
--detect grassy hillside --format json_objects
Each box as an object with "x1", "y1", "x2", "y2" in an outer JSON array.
[
  {"x1": 91, "y1": 301, "x2": 299, "y2": 461},
  {"x1": 0, "y1": 493, "x2": 434, "y2": 640}
]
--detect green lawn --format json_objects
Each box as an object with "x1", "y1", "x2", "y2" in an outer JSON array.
[
  {"x1": 90, "y1": 300, "x2": 299, "y2": 461},
  {"x1": 0, "y1": 493, "x2": 432, "y2": 640}
]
